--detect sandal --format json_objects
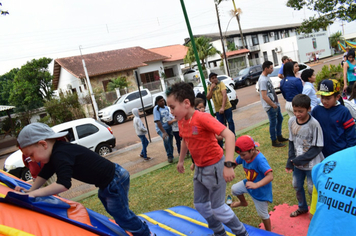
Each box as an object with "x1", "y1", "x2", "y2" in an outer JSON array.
[{"x1": 290, "y1": 209, "x2": 308, "y2": 217}]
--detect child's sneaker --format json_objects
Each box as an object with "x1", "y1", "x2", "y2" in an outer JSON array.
[
  {"x1": 144, "y1": 157, "x2": 152, "y2": 161},
  {"x1": 226, "y1": 195, "x2": 232, "y2": 205}
]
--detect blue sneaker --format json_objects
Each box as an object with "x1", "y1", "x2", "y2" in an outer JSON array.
[{"x1": 226, "y1": 195, "x2": 232, "y2": 205}]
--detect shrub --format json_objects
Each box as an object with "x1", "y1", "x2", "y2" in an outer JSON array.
[{"x1": 315, "y1": 64, "x2": 344, "y2": 89}]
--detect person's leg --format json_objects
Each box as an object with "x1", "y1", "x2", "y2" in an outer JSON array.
[
  {"x1": 138, "y1": 135, "x2": 147, "y2": 158},
  {"x1": 276, "y1": 106, "x2": 284, "y2": 137},
  {"x1": 292, "y1": 168, "x2": 309, "y2": 215},
  {"x1": 266, "y1": 107, "x2": 277, "y2": 141},
  {"x1": 173, "y1": 131, "x2": 181, "y2": 155},
  {"x1": 224, "y1": 108, "x2": 235, "y2": 136},
  {"x1": 306, "y1": 170, "x2": 313, "y2": 197},
  {"x1": 98, "y1": 164, "x2": 150, "y2": 236},
  {"x1": 251, "y1": 198, "x2": 271, "y2": 231},
  {"x1": 157, "y1": 130, "x2": 171, "y2": 159},
  {"x1": 165, "y1": 128, "x2": 174, "y2": 160},
  {"x1": 230, "y1": 180, "x2": 249, "y2": 207},
  {"x1": 206, "y1": 157, "x2": 247, "y2": 236}
]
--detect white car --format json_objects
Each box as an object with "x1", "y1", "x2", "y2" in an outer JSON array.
[
  {"x1": 194, "y1": 82, "x2": 238, "y2": 112},
  {"x1": 3, "y1": 118, "x2": 116, "y2": 181},
  {"x1": 255, "y1": 63, "x2": 310, "y2": 93},
  {"x1": 217, "y1": 75, "x2": 236, "y2": 88},
  {"x1": 183, "y1": 69, "x2": 200, "y2": 82}
]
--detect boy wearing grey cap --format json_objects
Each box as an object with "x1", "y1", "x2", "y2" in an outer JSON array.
[{"x1": 15, "y1": 122, "x2": 152, "y2": 236}]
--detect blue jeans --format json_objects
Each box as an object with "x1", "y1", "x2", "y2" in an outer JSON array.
[
  {"x1": 157, "y1": 127, "x2": 174, "y2": 158},
  {"x1": 266, "y1": 106, "x2": 283, "y2": 141},
  {"x1": 98, "y1": 164, "x2": 150, "y2": 236},
  {"x1": 173, "y1": 131, "x2": 181, "y2": 154},
  {"x1": 216, "y1": 108, "x2": 235, "y2": 147},
  {"x1": 138, "y1": 135, "x2": 149, "y2": 158},
  {"x1": 292, "y1": 167, "x2": 312, "y2": 211}
]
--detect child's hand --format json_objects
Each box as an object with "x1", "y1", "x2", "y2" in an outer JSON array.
[
  {"x1": 190, "y1": 163, "x2": 195, "y2": 171},
  {"x1": 245, "y1": 181, "x2": 259, "y2": 189},
  {"x1": 177, "y1": 161, "x2": 185, "y2": 173},
  {"x1": 223, "y1": 167, "x2": 235, "y2": 182},
  {"x1": 285, "y1": 168, "x2": 293, "y2": 173},
  {"x1": 14, "y1": 186, "x2": 28, "y2": 193}
]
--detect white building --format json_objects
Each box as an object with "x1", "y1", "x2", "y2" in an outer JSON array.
[{"x1": 196, "y1": 23, "x2": 332, "y2": 78}]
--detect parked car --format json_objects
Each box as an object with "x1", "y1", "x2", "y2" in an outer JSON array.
[
  {"x1": 255, "y1": 63, "x2": 311, "y2": 93},
  {"x1": 3, "y1": 118, "x2": 116, "y2": 181},
  {"x1": 183, "y1": 69, "x2": 200, "y2": 81},
  {"x1": 194, "y1": 82, "x2": 238, "y2": 112},
  {"x1": 217, "y1": 75, "x2": 235, "y2": 88},
  {"x1": 234, "y1": 65, "x2": 263, "y2": 88},
  {"x1": 98, "y1": 89, "x2": 166, "y2": 124}
]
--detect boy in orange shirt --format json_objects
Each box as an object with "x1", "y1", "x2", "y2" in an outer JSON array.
[{"x1": 167, "y1": 82, "x2": 248, "y2": 236}]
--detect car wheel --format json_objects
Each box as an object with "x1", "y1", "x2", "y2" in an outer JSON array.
[
  {"x1": 231, "y1": 101, "x2": 237, "y2": 110},
  {"x1": 230, "y1": 83, "x2": 235, "y2": 88},
  {"x1": 245, "y1": 79, "x2": 251, "y2": 86},
  {"x1": 114, "y1": 111, "x2": 126, "y2": 124},
  {"x1": 21, "y1": 168, "x2": 33, "y2": 181},
  {"x1": 96, "y1": 143, "x2": 112, "y2": 156},
  {"x1": 145, "y1": 108, "x2": 153, "y2": 115}
]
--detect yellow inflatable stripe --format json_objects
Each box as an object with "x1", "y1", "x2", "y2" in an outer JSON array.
[
  {"x1": 164, "y1": 209, "x2": 234, "y2": 236},
  {"x1": 138, "y1": 214, "x2": 186, "y2": 236},
  {"x1": 0, "y1": 193, "x2": 5, "y2": 198},
  {"x1": 0, "y1": 225, "x2": 35, "y2": 236}
]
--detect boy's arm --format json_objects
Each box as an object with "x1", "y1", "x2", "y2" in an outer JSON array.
[
  {"x1": 343, "y1": 62, "x2": 349, "y2": 91},
  {"x1": 219, "y1": 89, "x2": 227, "y2": 114},
  {"x1": 177, "y1": 138, "x2": 188, "y2": 173},
  {"x1": 155, "y1": 121, "x2": 168, "y2": 138},
  {"x1": 343, "y1": 117, "x2": 356, "y2": 147},
  {"x1": 286, "y1": 141, "x2": 296, "y2": 171},
  {"x1": 220, "y1": 128, "x2": 236, "y2": 182},
  {"x1": 246, "y1": 171, "x2": 273, "y2": 189},
  {"x1": 27, "y1": 182, "x2": 68, "y2": 197},
  {"x1": 292, "y1": 146, "x2": 323, "y2": 166},
  {"x1": 206, "y1": 84, "x2": 215, "y2": 100}
]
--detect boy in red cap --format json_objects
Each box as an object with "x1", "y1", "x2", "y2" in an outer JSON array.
[{"x1": 230, "y1": 135, "x2": 273, "y2": 231}]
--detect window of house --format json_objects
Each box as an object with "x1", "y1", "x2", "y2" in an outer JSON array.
[
  {"x1": 140, "y1": 71, "x2": 159, "y2": 84},
  {"x1": 263, "y1": 34, "x2": 269, "y2": 43},
  {"x1": 263, "y1": 51, "x2": 268, "y2": 62},
  {"x1": 71, "y1": 88, "x2": 77, "y2": 94},
  {"x1": 102, "y1": 80, "x2": 111, "y2": 92},
  {"x1": 79, "y1": 86, "x2": 82, "y2": 93},
  {"x1": 164, "y1": 68, "x2": 174, "y2": 78},
  {"x1": 252, "y1": 35, "x2": 259, "y2": 46},
  {"x1": 274, "y1": 31, "x2": 279, "y2": 40}
]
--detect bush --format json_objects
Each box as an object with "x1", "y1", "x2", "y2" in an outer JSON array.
[
  {"x1": 43, "y1": 93, "x2": 85, "y2": 126},
  {"x1": 315, "y1": 64, "x2": 344, "y2": 89}
]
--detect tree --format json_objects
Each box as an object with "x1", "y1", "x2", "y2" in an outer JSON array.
[
  {"x1": 0, "y1": 68, "x2": 19, "y2": 106},
  {"x1": 329, "y1": 31, "x2": 343, "y2": 52},
  {"x1": 287, "y1": 0, "x2": 356, "y2": 33},
  {"x1": 0, "y1": 2, "x2": 9, "y2": 16},
  {"x1": 9, "y1": 57, "x2": 54, "y2": 111},
  {"x1": 106, "y1": 76, "x2": 131, "y2": 91},
  {"x1": 184, "y1": 36, "x2": 220, "y2": 69},
  {"x1": 227, "y1": 41, "x2": 236, "y2": 51}
]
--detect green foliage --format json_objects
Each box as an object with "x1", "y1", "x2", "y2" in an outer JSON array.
[
  {"x1": 106, "y1": 76, "x2": 130, "y2": 92},
  {"x1": 42, "y1": 92, "x2": 85, "y2": 126},
  {"x1": 227, "y1": 40, "x2": 236, "y2": 51},
  {"x1": 287, "y1": 0, "x2": 356, "y2": 33},
  {"x1": 329, "y1": 31, "x2": 343, "y2": 51},
  {"x1": 0, "y1": 68, "x2": 19, "y2": 106},
  {"x1": 93, "y1": 87, "x2": 112, "y2": 110},
  {"x1": 9, "y1": 58, "x2": 54, "y2": 112},
  {"x1": 184, "y1": 36, "x2": 220, "y2": 69},
  {"x1": 315, "y1": 64, "x2": 344, "y2": 88}
]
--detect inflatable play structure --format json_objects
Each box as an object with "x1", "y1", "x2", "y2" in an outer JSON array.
[
  {"x1": 338, "y1": 40, "x2": 356, "y2": 52},
  {"x1": 0, "y1": 170, "x2": 280, "y2": 236}
]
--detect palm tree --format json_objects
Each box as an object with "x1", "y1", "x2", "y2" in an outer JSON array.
[
  {"x1": 329, "y1": 31, "x2": 343, "y2": 52},
  {"x1": 184, "y1": 36, "x2": 220, "y2": 69},
  {"x1": 106, "y1": 76, "x2": 131, "y2": 91}
]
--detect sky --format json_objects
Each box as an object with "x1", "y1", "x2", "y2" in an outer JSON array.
[{"x1": 0, "y1": 0, "x2": 355, "y2": 75}]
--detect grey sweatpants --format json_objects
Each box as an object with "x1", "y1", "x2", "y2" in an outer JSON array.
[{"x1": 193, "y1": 156, "x2": 247, "y2": 236}]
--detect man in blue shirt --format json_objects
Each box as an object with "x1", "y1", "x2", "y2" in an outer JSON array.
[
  {"x1": 153, "y1": 95, "x2": 174, "y2": 163},
  {"x1": 278, "y1": 56, "x2": 289, "y2": 79}
]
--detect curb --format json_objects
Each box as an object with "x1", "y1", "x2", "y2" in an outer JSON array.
[{"x1": 71, "y1": 112, "x2": 288, "y2": 202}]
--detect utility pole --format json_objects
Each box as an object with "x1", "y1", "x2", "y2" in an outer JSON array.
[
  {"x1": 215, "y1": 1, "x2": 230, "y2": 76},
  {"x1": 341, "y1": 21, "x2": 345, "y2": 36},
  {"x1": 232, "y1": 0, "x2": 245, "y2": 49}
]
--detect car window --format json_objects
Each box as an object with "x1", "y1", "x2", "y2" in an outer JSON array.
[
  {"x1": 255, "y1": 66, "x2": 262, "y2": 72},
  {"x1": 268, "y1": 67, "x2": 281, "y2": 77},
  {"x1": 217, "y1": 75, "x2": 227, "y2": 81},
  {"x1": 239, "y1": 68, "x2": 249, "y2": 76},
  {"x1": 140, "y1": 90, "x2": 148, "y2": 96},
  {"x1": 58, "y1": 128, "x2": 75, "y2": 142},
  {"x1": 251, "y1": 68, "x2": 258, "y2": 73},
  {"x1": 299, "y1": 64, "x2": 307, "y2": 71},
  {"x1": 126, "y1": 92, "x2": 138, "y2": 102},
  {"x1": 184, "y1": 69, "x2": 195, "y2": 75},
  {"x1": 76, "y1": 124, "x2": 99, "y2": 139},
  {"x1": 226, "y1": 86, "x2": 231, "y2": 93}
]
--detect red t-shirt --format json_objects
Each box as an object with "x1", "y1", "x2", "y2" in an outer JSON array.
[{"x1": 178, "y1": 110, "x2": 225, "y2": 167}]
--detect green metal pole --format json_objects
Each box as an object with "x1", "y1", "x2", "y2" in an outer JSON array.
[{"x1": 179, "y1": 0, "x2": 214, "y2": 116}]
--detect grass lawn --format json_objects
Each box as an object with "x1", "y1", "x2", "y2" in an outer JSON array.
[{"x1": 80, "y1": 117, "x2": 304, "y2": 228}]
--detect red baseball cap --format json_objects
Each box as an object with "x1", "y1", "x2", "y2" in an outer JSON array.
[{"x1": 235, "y1": 135, "x2": 260, "y2": 153}]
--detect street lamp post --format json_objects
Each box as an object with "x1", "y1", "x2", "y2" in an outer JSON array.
[
  {"x1": 232, "y1": 0, "x2": 245, "y2": 49},
  {"x1": 215, "y1": 1, "x2": 230, "y2": 76}
]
